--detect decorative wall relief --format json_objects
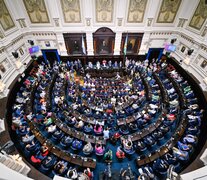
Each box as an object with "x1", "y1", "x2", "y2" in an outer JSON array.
[
  {"x1": 0, "y1": 30, "x2": 4, "y2": 38},
  {"x1": 53, "y1": 18, "x2": 60, "y2": 27},
  {"x1": 201, "y1": 26, "x2": 207, "y2": 37},
  {"x1": 96, "y1": 0, "x2": 114, "y2": 22},
  {"x1": 189, "y1": 0, "x2": 207, "y2": 30},
  {"x1": 117, "y1": 18, "x2": 122, "y2": 26},
  {"x1": 201, "y1": 59, "x2": 207, "y2": 69},
  {"x1": 60, "y1": 0, "x2": 81, "y2": 23},
  {"x1": 180, "y1": 45, "x2": 186, "y2": 53},
  {"x1": 177, "y1": 18, "x2": 187, "y2": 27},
  {"x1": 21, "y1": 19, "x2": 27, "y2": 27},
  {"x1": 0, "y1": 0, "x2": 15, "y2": 31},
  {"x1": 0, "y1": 59, "x2": 11, "y2": 76},
  {"x1": 23, "y1": 0, "x2": 50, "y2": 23},
  {"x1": 127, "y1": 0, "x2": 148, "y2": 23},
  {"x1": 19, "y1": 48, "x2": 24, "y2": 55},
  {"x1": 0, "y1": 64, "x2": 6, "y2": 73},
  {"x1": 147, "y1": 18, "x2": 153, "y2": 26},
  {"x1": 157, "y1": 0, "x2": 182, "y2": 23}
]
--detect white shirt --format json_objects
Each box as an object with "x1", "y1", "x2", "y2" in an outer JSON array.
[{"x1": 103, "y1": 129, "x2": 110, "y2": 139}]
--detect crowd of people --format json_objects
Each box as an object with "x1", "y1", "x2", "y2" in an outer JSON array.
[{"x1": 10, "y1": 57, "x2": 203, "y2": 179}]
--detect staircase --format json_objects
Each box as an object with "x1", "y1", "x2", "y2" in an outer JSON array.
[{"x1": 0, "y1": 151, "x2": 31, "y2": 176}]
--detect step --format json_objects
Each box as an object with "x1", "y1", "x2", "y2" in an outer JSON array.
[
  {"x1": 3, "y1": 159, "x2": 11, "y2": 166},
  {"x1": 15, "y1": 164, "x2": 23, "y2": 172},
  {"x1": 0, "y1": 156, "x2": 6, "y2": 163}
]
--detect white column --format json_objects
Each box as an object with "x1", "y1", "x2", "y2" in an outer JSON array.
[
  {"x1": 0, "y1": 81, "x2": 9, "y2": 99},
  {"x1": 56, "y1": 33, "x2": 67, "y2": 56},
  {"x1": 5, "y1": 46, "x2": 23, "y2": 71},
  {"x1": 86, "y1": 32, "x2": 94, "y2": 55},
  {"x1": 114, "y1": 32, "x2": 122, "y2": 55},
  {"x1": 139, "y1": 32, "x2": 150, "y2": 55}
]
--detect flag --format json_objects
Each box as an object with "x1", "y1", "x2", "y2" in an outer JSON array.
[
  {"x1": 82, "y1": 34, "x2": 86, "y2": 55},
  {"x1": 123, "y1": 33, "x2": 128, "y2": 55}
]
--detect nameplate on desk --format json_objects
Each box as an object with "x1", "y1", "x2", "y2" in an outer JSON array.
[
  {"x1": 71, "y1": 155, "x2": 83, "y2": 166},
  {"x1": 51, "y1": 146, "x2": 62, "y2": 156}
]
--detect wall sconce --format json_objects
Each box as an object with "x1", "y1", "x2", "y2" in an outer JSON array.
[
  {"x1": 171, "y1": 38, "x2": 177, "y2": 44},
  {"x1": 12, "y1": 51, "x2": 19, "y2": 59},
  {"x1": 187, "y1": 49, "x2": 194, "y2": 56},
  {"x1": 86, "y1": 18, "x2": 91, "y2": 26},
  {"x1": 28, "y1": 40, "x2": 34, "y2": 46}
]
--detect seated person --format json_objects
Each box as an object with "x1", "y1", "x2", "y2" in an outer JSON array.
[
  {"x1": 25, "y1": 140, "x2": 39, "y2": 154},
  {"x1": 60, "y1": 136, "x2": 73, "y2": 147},
  {"x1": 143, "y1": 136, "x2": 156, "y2": 147},
  {"x1": 67, "y1": 168, "x2": 78, "y2": 179},
  {"x1": 128, "y1": 123, "x2": 138, "y2": 132},
  {"x1": 71, "y1": 139, "x2": 83, "y2": 150},
  {"x1": 83, "y1": 142, "x2": 93, "y2": 155},
  {"x1": 84, "y1": 168, "x2": 93, "y2": 179},
  {"x1": 45, "y1": 124, "x2": 56, "y2": 133},
  {"x1": 95, "y1": 143, "x2": 105, "y2": 155},
  {"x1": 110, "y1": 132, "x2": 121, "y2": 145},
  {"x1": 41, "y1": 154, "x2": 57, "y2": 169},
  {"x1": 43, "y1": 116, "x2": 53, "y2": 126},
  {"x1": 22, "y1": 134, "x2": 35, "y2": 143},
  {"x1": 104, "y1": 149, "x2": 113, "y2": 162},
  {"x1": 177, "y1": 141, "x2": 192, "y2": 152},
  {"x1": 84, "y1": 123, "x2": 93, "y2": 133},
  {"x1": 74, "y1": 119, "x2": 84, "y2": 129},
  {"x1": 40, "y1": 143, "x2": 49, "y2": 156},
  {"x1": 66, "y1": 116, "x2": 76, "y2": 126},
  {"x1": 94, "y1": 123, "x2": 103, "y2": 134},
  {"x1": 53, "y1": 160, "x2": 68, "y2": 175},
  {"x1": 119, "y1": 124, "x2": 129, "y2": 135},
  {"x1": 134, "y1": 140, "x2": 147, "y2": 152},
  {"x1": 182, "y1": 134, "x2": 198, "y2": 145},
  {"x1": 52, "y1": 130, "x2": 63, "y2": 140},
  {"x1": 116, "y1": 147, "x2": 125, "y2": 159},
  {"x1": 17, "y1": 125, "x2": 29, "y2": 136},
  {"x1": 152, "y1": 158, "x2": 168, "y2": 173},
  {"x1": 122, "y1": 137, "x2": 133, "y2": 150}
]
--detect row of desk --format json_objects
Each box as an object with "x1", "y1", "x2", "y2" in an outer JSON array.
[
  {"x1": 153, "y1": 73, "x2": 169, "y2": 106},
  {"x1": 136, "y1": 70, "x2": 189, "y2": 166},
  {"x1": 26, "y1": 74, "x2": 97, "y2": 169},
  {"x1": 29, "y1": 122, "x2": 96, "y2": 168},
  {"x1": 53, "y1": 115, "x2": 106, "y2": 145},
  {"x1": 136, "y1": 114, "x2": 187, "y2": 166},
  {"x1": 167, "y1": 73, "x2": 187, "y2": 109}
]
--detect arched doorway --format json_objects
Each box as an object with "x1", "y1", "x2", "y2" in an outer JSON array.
[{"x1": 93, "y1": 27, "x2": 115, "y2": 55}]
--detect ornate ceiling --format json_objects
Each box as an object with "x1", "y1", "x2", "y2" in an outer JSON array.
[{"x1": 0, "y1": 0, "x2": 206, "y2": 33}]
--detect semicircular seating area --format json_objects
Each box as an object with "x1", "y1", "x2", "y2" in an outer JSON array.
[{"x1": 9, "y1": 59, "x2": 205, "y2": 180}]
